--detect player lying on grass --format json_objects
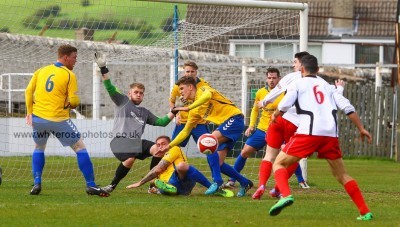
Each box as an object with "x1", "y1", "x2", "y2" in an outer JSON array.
[
  {"x1": 126, "y1": 135, "x2": 233, "y2": 197},
  {"x1": 268, "y1": 55, "x2": 373, "y2": 221},
  {"x1": 94, "y1": 52, "x2": 178, "y2": 193},
  {"x1": 163, "y1": 76, "x2": 253, "y2": 197}
]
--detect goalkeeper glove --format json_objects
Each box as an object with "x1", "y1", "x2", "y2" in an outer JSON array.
[
  {"x1": 175, "y1": 96, "x2": 188, "y2": 107},
  {"x1": 170, "y1": 107, "x2": 179, "y2": 116},
  {"x1": 94, "y1": 52, "x2": 109, "y2": 75}
]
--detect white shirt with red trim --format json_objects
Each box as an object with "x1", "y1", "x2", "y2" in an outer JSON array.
[{"x1": 278, "y1": 76, "x2": 355, "y2": 137}]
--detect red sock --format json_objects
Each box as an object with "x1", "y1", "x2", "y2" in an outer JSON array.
[
  {"x1": 286, "y1": 162, "x2": 299, "y2": 178},
  {"x1": 274, "y1": 168, "x2": 291, "y2": 197},
  {"x1": 273, "y1": 162, "x2": 299, "y2": 191},
  {"x1": 344, "y1": 180, "x2": 370, "y2": 215},
  {"x1": 258, "y1": 160, "x2": 272, "y2": 187}
]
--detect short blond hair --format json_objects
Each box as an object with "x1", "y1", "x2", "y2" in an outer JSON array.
[{"x1": 130, "y1": 82, "x2": 145, "y2": 91}]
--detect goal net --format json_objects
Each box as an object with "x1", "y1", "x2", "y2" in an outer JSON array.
[{"x1": 0, "y1": 0, "x2": 307, "y2": 188}]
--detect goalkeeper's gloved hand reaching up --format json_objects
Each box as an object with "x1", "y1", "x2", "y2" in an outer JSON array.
[{"x1": 94, "y1": 52, "x2": 109, "y2": 75}]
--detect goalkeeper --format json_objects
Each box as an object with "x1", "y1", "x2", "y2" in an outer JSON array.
[
  {"x1": 126, "y1": 135, "x2": 233, "y2": 197},
  {"x1": 94, "y1": 52, "x2": 178, "y2": 193}
]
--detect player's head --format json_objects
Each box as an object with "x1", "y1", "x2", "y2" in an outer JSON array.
[
  {"x1": 183, "y1": 61, "x2": 198, "y2": 79},
  {"x1": 176, "y1": 76, "x2": 197, "y2": 101},
  {"x1": 128, "y1": 82, "x2": 145, "y2": 105},
  {"x1": 300, "y1": 55, "x2": 319, "y2": 75},
  {"x1": 57, "y1": 44, "x2": 78, "y2": 70},
  {"x1": 155, "y1": 135, "x2": 171, "y2": 156},
  {"x1": 293, "y1": 51, "x2": 310, "y2": 72},
  {"x1": 266, "y1": 67, "x2": 280, "y2": 89}
]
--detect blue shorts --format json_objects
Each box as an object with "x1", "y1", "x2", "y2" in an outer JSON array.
[
  {"x1": 245, "y1": 129, "x2": 267, "y2": 150},
  {"x1": 32, "y1": 115, "x2": 81, "y2": 147},
  {"x1": 166, "y1": 171, "x2": 196, "y2": 196},
  {"x1": 171, "y1": 123, "x2": 210, "y2": 147},
  {"x1": 216, "y1": 114, "x2": 245, "y2": 151}
]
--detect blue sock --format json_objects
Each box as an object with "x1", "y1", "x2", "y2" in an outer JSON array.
[
  {"x1": 76, "y1": 149, "x2": 96, "y2": 187},
  {"x1": 295, "y1": 165, "x2": 305, "y2": 183},
  {"x1": 186, "y1": 166, "x2": 211, "y2": 188},
  {"x1": 32, "y1": 149, "x2": 45, "y2": 185},
  {"x1": 220, "y1": 163, "x2": 249, "y2": 187},
  {"x1": 206, "y1": 151, "x2": 223, "y2": 186},
  {"x1": 231, "y1": 154, "x2": 247, "y2": 182}
]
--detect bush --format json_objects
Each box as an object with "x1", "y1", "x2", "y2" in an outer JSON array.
[
  {"x1": 0, "y1": 27, "x2": 10, "y2": 33},
  {"x1": 50, "y1": 18, "x2": 73, "y2": 29},
  {"x1": 22, "y1": 15, "x2": 41, "y2": 29},
  {"x1": 138, "y1": 24, "x2": 154, "y2": 38},
  {"x1": 34, "y1": 5, "x2": 61, "y2": 18},
  {"x1": 161, "y1": 16, "x2": 174, "y2": 32},
  {"x1": 81, "y1": 0, "x2": 90, "y2": 7},
  {"x1": 117, "y1": 18, "x2": 137, "y2": 30}
]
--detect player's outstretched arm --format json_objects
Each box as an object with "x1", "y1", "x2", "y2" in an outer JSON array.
[
  {"x1": 187, "y1": 88, "x2": 212, "y2": 110},
  {"x1": 347, "y1": 112, "x2": 372, "y2": 144},
  {"x1": 126, "y1": 159, "x2": 171, "y2": 189}
]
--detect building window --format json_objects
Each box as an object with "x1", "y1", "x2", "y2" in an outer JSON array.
[
  {"x1": 264, "y1": 43, "x2": 293, "y2": 61},
  {"x1": 235, "y1": 44, "x2": 261, "y2": 58},
  {"x1": 355, "y1": 45, "x2": 379, "y2": 64},
  {"x1": 384, "y1": 46, "x2": 395, "y2": 64}
]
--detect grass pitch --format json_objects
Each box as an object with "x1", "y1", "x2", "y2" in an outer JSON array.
[{"x1": 0, "y1": 158, "x2": 399, "y2": 226}]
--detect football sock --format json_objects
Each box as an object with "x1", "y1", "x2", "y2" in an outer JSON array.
[
  {"x1": 150, "y1": 156, "x2": 162, "y2": 170},
  {"x1": 111, "y1": 162, "x2": 131, "y2": 187},
  {"x1": 207, "y1": 151, "x2": 223, "y2": 185},
  {"x1": 274, "y1": 168, "x2": 291, "y2": 197},
  {"x1": 32, "y1": 149, "x2": 45, "y2": 185},
  {"x1": 287, "y1": 162, "x2": 299, "y2": 178},
  {"x1": 220, "y1": 163, "x2": 249, "y2": 187},
  {"x1": 76, "y1": 149, "x2": 96, "y2": 187},
  {"x1": 294, "y1": 164, "x2": 305, "y2": 183},
  {"x1": 230, "y1": 154, "x2": 247, "y2": 182},
  {"x1": 186, "y1": 166, "x2": 211, "y2": 188},
  {"x1": 344, "y1": 180, "x2": 370, "y2": 215},
  {"x1": 258, "y1": 160, "x2": 272, "y2": 187},
  {"x1": 272, "y1": 162, "x2": 298, "y2": 190}
]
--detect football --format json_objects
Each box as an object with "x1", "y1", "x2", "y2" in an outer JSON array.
[{"x1": 197, "y1": 133, "x2": 219, "y2": 154}]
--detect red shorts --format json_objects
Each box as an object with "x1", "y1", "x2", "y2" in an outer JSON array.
[
  {"x1": 266, "y1": 116, "x2": 298, "y2": 149},
  {"x1": 283, "y1": 134, "x2": 342, "y2": 160}
]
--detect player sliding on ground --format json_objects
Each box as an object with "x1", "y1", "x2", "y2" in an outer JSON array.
[
  {"x1": 94, "y1": 52, "x2": 178, "y2": 193},
  {"x1": 25, "y1": 44, "x2": 109, "y2": 197},
  {"x1": 162, "y1": 76, "x2": 253, "y2": 197},
  {"x1": 126, "y1": 135, "x2": 233, "y2": 197},
  {"x1": 268, "y1": 55, "x2": 373, "y2": 221}
]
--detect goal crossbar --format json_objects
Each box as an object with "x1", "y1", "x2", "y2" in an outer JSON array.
[{"x1": 139, "y1": 0, "x2": 309, "y2": 51}]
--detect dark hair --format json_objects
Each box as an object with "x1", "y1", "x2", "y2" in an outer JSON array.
[
  {"x1": 58, "y1": 44, "x2": 77, "y2": 58},
  {"x1": 266, "y1": 67, "x2": 280, "y2": 77},
  {"x1": 130, "y1": 82, "x2": 145, "y2": 91},
  {"x1": 301, "y1": 55, "x2": 319, "y2": 74},
  {"x1": 156, "y1": 135, "x2": 171, "y2": 143},
  {"x1": 183, "y1": 60, "x2": 198, "y2": 70},
  {"x1": 294, "y1": 51, "x2": 310, "y2": 61},
  {"x1": 176, "y1": 76, "x2": 197, "y2": 87}
]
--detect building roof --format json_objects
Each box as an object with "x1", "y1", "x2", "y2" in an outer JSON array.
[
  {"x1": 187, "y1": 0, "x2": 396, "y2": 37},
  {"x1": 184, "y1": 0, "x2": 397, "y2": 53}
]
